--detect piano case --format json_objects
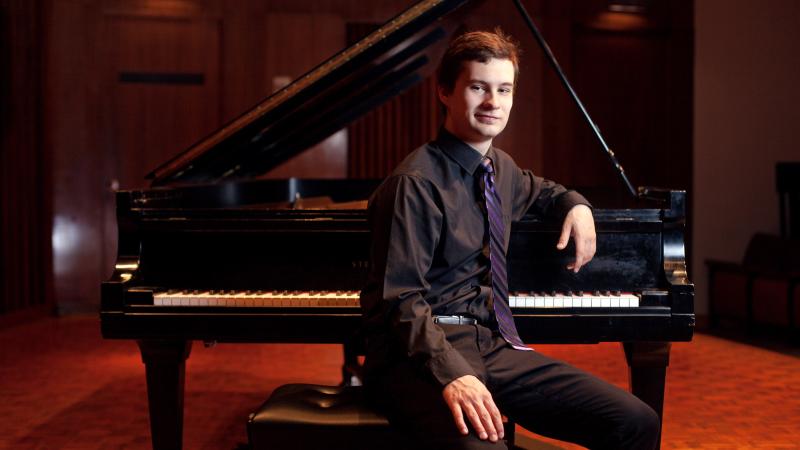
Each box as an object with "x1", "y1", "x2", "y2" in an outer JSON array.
[{"x1": 100, "y1": 1, "x2": 694, "y2": 449}]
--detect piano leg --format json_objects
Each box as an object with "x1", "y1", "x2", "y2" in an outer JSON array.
[
  {"x1": 137, "y1": 340, "x2": 193, "y2": 450},
  {"x1": 622, "y1": 341, "x2": 670, "y2": 450}
]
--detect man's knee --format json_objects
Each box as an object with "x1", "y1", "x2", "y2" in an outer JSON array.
[{"x1": 616, "y1": 399, "x2": 661, "y2": 449}]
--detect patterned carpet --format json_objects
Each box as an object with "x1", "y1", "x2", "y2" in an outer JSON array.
[{"x1": 0, "y1": 316, "x2": 798, "y2": 449}]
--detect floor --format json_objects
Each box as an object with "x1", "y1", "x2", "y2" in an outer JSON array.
[{"x1": 0, "y1": 316, "x2": 798, "y2": 449}]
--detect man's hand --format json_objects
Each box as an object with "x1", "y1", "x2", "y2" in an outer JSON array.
[
  {"x1": 556, "y1": 204, "x2": 596, "y2": 273},
  {"x1": 442, "y1": 375, "x2": 504, "y2": 442}
]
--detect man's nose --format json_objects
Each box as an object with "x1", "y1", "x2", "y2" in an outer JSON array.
[{"x1": 481, "y1": 92, "x2": 498, "y2": 109}]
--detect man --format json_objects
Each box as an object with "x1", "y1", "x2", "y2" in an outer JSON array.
[{"x1": 359, "y1": 29, "x2": 660, "y2": 450}]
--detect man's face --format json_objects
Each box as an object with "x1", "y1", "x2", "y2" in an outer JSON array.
[{"x1": 439, "y1": 58, "x2": 515, "y2": 149}]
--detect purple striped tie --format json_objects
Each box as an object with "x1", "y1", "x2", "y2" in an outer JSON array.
[{"x1": 481, "y1": 157, "x2": 531, "y2": 351}]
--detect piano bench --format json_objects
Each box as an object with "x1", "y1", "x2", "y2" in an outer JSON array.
[{"x1": 247, "y1": 383, "x2": 410, "y2": 450}]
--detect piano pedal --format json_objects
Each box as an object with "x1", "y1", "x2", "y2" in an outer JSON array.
[
  {"x1": 347, "y1": 374, "x2": 362, "y2": 387},
  {"x1": 340, "y1": 359, "x2": 364, "y2": 387}
]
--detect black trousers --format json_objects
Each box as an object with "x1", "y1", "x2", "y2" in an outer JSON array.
[{"x1": 366, "y1": 323, "x2": 661, "y2": 450}]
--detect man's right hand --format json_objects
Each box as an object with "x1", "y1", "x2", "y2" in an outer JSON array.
[{"x1": 442, "y1": 375, "x2": 504, "y2": 442}]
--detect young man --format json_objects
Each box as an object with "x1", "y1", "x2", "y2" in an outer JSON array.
[{"x1": 359, "y1": 30, "x2": 660, "y2": 450}]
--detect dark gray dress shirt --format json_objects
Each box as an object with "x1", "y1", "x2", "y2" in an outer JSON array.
[{"x1": 360, "y1": 129, "x2": 590, "y2": 387}]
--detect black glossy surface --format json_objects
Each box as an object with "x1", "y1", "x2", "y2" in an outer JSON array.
[{"x1": 102, "y1": 183, "x2": 694, "y2": 344}]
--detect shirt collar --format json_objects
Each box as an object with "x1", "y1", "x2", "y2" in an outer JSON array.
[{"x1": 435, "y1": 128, "x2": 491, "y2": 176}]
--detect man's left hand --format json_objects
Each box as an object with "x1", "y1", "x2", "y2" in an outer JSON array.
[{"x1": 556, "y1": 204, "x2": 596, "y2": 273}]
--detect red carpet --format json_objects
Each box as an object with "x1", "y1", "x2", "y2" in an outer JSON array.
[{"x1": 0, "y1": 316, "x2": 798, "y2": 449}]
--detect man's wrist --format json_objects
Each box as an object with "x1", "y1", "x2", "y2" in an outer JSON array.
[
  {"x1": 555, "y1": 191, "x2": 591, "y2": 218},
  {"x1": 569, "y1": 204, "x2": 592, "y2": 214},
  {"x1": 427, "y1": 348, "x2": 478, "y2": 387}
]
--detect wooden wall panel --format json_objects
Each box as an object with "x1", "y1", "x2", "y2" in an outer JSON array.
[
  {"x1": 0, "y1": 0, "x2": 52, "y2": 323},
  {"x1": 542, "y1": 0, "x2": 693, "y2": 205},
  {"x1": 45, "y1": 0, "x2": 103, "y2": 315},
  {"x1": 571, "y1": 30, "x2": 674, "y2": 189},
  {"x1": 104, "y1": 15, "x2": 222, "y2": 189},
  {"x1": 46, "y1": 1, "x2": 223, "y2": 313},
  {"x1": 347, "y1": 74, "x2": 442, "y2": 178}
]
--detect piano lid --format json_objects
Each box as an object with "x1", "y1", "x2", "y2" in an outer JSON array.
[{"x1": 147, "y1": 0, "x2": 475, "y2": 187}]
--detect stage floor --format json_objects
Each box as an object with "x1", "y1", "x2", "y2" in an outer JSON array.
[{"x1": 1, "y1": 316, "x2": 798, "y2": 449}]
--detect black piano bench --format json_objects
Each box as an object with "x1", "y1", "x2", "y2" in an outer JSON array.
[{"x1": 247, "y1": 383, "x2": 411, "y2": 450}]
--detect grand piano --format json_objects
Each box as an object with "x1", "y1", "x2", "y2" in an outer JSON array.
[{"x1": 100, "y1": 0, "x2": 694, "y2": 449}]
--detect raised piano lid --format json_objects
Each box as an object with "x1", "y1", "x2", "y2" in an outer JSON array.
[{"x1": 146, "y1": 0, "x2": 476, "y2": 187}]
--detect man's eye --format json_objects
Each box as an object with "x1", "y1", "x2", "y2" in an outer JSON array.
[
  {"x1": 499, "y1": 88, "x2": 512, "y2": 95},
  {"x1": 470, "y1": 85, "x2": 485, "y2": 92}
]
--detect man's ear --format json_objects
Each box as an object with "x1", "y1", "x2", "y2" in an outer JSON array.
[{"x1": 437, "y1": 85, "x2": 450, "y2": 107}]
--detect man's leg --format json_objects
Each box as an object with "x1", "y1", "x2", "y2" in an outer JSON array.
[
  {"x1": 365, "y1": 324, "x2": 508, "y2": 450},
  {"x1": 480, "y1": 329, "x2": 660, "y2": 450}
]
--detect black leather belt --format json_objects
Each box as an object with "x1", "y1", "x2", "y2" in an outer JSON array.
[{"x1": 432, "y1": 315, "x2": 478, "y2": 325}]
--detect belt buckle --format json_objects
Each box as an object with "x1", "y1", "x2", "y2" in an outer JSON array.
[{"x1": 434, "y1": 315, "x2": 473, "y2": 325}]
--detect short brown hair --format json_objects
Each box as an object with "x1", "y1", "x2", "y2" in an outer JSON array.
[{"x1": 436, "y1": 28, "x2": 521, "y2": 94}]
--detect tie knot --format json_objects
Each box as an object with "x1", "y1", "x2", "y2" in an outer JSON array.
[{"x1": 480, "y1": 157, "x2": 494, "y2": 174}]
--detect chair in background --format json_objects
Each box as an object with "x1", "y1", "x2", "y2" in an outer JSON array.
[{"x1": 707, "y1": 233, "x2": 800, "y2": 338}]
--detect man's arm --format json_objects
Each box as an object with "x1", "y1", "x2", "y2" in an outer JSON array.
[
  {"x1": 366, "y1": 175, "x2": 503, "y2": 442},
  {"x1": 511, "y1": 168, "x2": 596, "y2": 272},
  {"x1": 366, "y1": 175, "x2": 477, "y2": 385}
]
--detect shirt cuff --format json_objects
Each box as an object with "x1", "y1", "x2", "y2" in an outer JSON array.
[{"x1": 425, "y1": 347, "x2": 478, "y2": 387}]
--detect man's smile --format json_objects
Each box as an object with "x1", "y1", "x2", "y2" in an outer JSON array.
[{"x1": 475, "y1": 113, "x2": 501, "y2": 123}]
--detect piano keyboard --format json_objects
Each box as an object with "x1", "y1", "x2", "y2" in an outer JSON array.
[
  {"x1": 152, "y1": 290, "x2": 640, "y2": 309},
  {"x1": 509, "y1": 291, "x2": 639, "y2": 308},
  {"x1": 153, "y1": 290, "x2": 360, "y2": 307}
]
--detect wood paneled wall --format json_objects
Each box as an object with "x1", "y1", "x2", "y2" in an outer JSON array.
[
  {"x1": 0, "y1": 0, "x2": 693, "y2": 319},
  {"x1": 42, "y1": 0, "x2": 412, "y2": 314},
  {"x1": 0, "y1": 0, "x2": 53, "y2": 324},
  {"x1": 540, "y1": 0, "x2": 693, "y2": 205},
  {"x1": 348, "y1": 75, "x2": 442, "y2": 178}
]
